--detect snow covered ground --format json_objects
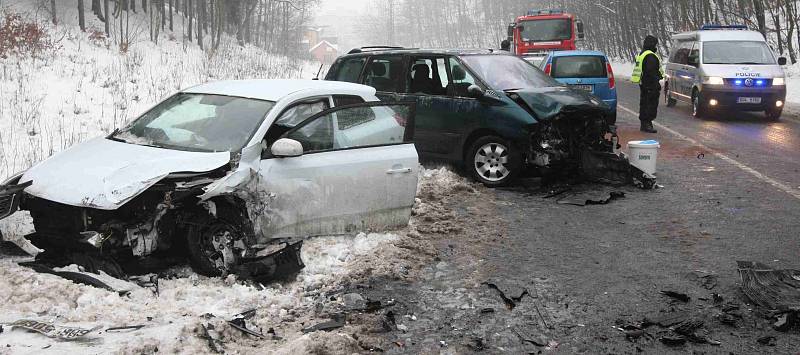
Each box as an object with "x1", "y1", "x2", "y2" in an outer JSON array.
[{"x1": 0, "y1": 1, "x2": 316, "y2": 181}]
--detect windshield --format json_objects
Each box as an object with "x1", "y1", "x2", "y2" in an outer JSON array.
[
  {"x1": 460, "y1": 55, "x2": 561, "y2": 91},
  {"x1": 520, "y1": 19, "x2": 572, "y2": 42},
  {"x1": 113, "y1": 93, "x2": 275, "y2": 152},
  {"x1": 703, "y1": 41, "x2": 776, "y2": 65}
]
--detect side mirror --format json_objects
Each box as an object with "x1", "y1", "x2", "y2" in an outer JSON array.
[
  {"x1": 779, "y1": 56, "x2": 788, "y2": 66},
  {"x1": 270, "y1": 138, "x2": 303, "y2": 158},
  {"x1": 467, "y1": 84, "x2": 485, "y2": 99},
  {"x1": 507, "y1": 24, "x2": 515, "y2": 37},
  {"x1": 576, "y1": 21, "x2": 585, "y2": 39}
]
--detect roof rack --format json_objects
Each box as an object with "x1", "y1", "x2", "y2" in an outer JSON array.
[
  {"x1": 699, "y1": 24, "x2": 748, "y2": 31},
  {"x1": 348, "y1": 46, "x2": 413, "y2": 54},
  {"x1": 527, "y1": 9, "x2": 564, "y2": 16}
]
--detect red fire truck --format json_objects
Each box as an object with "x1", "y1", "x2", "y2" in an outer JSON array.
[{"x1": 506, "y1": 9, "x2": 584, "y2": 64}]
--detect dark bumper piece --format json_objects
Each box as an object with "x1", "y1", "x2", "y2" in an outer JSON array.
[
  {"x1": 580, "y1": 150, "x2": 656, "y2": 189},
  {"x1": 235, "y1": 241, "x2": 305, "y2": 283},
  {"x1": 0, "y1": 180, "x2": 32, "y2": 220}
]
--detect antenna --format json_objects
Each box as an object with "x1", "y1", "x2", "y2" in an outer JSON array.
[{"x1": 313, "y1": 63, "x2": 324, "y2": 80}]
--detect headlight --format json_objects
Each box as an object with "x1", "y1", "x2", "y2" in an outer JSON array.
[
  {"x1": 704, "y1": 76, "x2": 724, "y2": 85},
  {"x1": 773, "y1": 77, "x2": 786, "y2": 86}
]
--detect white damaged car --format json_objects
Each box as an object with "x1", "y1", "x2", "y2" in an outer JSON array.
[{"x1": 0, "y1": 79, "x2": 419, "y2": 281}]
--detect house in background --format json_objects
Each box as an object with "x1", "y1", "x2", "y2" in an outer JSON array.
[
  {"x1": 302, "y1": 27, "x2": 323, "y2": 50},
  {"x1": 309, "y1": 40, "x2": 339, "y2": 64}
]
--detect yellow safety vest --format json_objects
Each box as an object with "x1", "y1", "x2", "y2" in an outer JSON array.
[{"x1": 631, "y1": 50, "x2": 664, "y2": 84}]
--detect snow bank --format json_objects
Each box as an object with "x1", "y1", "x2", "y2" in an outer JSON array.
[{"x1": 609, "y1": 61, "x2": 634, "y2": 79}]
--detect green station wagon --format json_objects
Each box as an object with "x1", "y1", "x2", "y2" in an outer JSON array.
[{"x1": 325, "y1": 47, "x2": 615, "y2": 186}]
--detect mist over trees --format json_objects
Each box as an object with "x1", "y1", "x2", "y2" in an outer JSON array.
[
  {"x1": 49, "y1": 0, "x2": 319, "y2": 57},
  {"x1": 360, "y1": 0, "x2": 800, "y2": 63}
]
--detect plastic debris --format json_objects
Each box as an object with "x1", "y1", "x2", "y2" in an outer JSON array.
[{"x1": 5, "y1": 319, "x2": 99, "y2": 340}]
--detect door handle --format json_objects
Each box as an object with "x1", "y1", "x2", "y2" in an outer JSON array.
[{"x1": 386, "y1": 168, "x2": 413, "y2": 175}]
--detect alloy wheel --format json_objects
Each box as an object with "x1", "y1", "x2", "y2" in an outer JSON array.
[{"x1": 474, "y1": 142, "x2": 510, "y2": 182}]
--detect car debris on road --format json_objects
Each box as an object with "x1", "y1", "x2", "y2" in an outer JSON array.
[{"x1": 2, "y1": 319, "x2": 100, "y2": 340}]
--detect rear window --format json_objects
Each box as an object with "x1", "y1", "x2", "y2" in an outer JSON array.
[{"x1": 551, "y1": 56, "x2": 607, "y2": 78}]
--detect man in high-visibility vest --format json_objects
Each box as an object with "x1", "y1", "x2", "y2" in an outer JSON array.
[{"x1": 631, "y1": 35, "x2": 664, "y2": 133}]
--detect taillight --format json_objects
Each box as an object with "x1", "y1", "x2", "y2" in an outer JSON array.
[
  {"x1": 544, "y1": 63, "x2": 552, "y2": 76},
  {"x1": 607, "y1": 62, "x2": 615, "y2": 89}
]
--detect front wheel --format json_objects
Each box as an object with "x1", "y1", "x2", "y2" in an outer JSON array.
[
  {"x1": 467, "y1": 136, "x2": 521, "y2": 187},
  {"x1": 666, "y1": 92, "x2": 677, "y2": 107},
  {"x1": 186, "y1": 215, "x2": 245, "y2": 276},
  {"x1": 766, "y1": 108, "x2": 782, "y2": 121},
  {"x1": 692, "y1": 92, "x2": 706, "y2": 119}
]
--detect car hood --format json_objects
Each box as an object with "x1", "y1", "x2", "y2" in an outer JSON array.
[
  {"x1": 20, "y1": 137, "x2": 231, "y2": 210},
  {"x1": 508, "y1": 86, "x2": 608, "y2": 121}
]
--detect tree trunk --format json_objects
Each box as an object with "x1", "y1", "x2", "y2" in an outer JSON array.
[
  {"x1": 196, "y1": 0, "x2": 203, "y2": 48},
  {"x1": 169, "y1": 0, "x2": 173, "y2": 31},
  {"x1": 104, "y1": 0, "x2": 110, "y2": 35},
  {"x1": 51, "y1": 0, "x2": 57, "y2": 25},
  {"x1": 187, "y1": 0, "x2": 193, "y2": 42},
  {"x1": 78, "y1": 0, "x2": 86, "y2": 31}
]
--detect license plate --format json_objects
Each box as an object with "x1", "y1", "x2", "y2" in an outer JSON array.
[
  {"x1": 737, "y1": 97, "x2": 761, "y2": 104},
  {"x1": 569, "y1": 84, "x2": 593, "y2": 92}
]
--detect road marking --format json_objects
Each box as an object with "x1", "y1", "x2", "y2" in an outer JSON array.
[{"x1": 619, "y1": 104, "x2": 800, "y2": 200}]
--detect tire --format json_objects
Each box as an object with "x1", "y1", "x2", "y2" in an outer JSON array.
[
  {"x1": 692, "y1": 91, "x2": 706, "y2": 119},
  {"x1": 466, "y1": 135, "x2": 521, "y2": 187},
  {"x1": 766, "y1": 108, "x2": 782, "y2": 121},
  {"x1": 666, "y1": 92, "x2": 677, "y2": 107},
  {"x1": 186, "y1": 213, "x2": 246, "y2": 276}
]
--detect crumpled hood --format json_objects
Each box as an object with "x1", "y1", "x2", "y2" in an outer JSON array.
[
  {"x1": 509, "y1": 87, "x2": 608, "y2": 121},
  {"x1": 20, "y1": 137, "x2": 231, "y2": 210}
]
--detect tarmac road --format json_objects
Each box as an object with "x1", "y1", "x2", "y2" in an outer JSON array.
[{"x1": 359, "y1": 80, "x2": 800, "y2": 353}]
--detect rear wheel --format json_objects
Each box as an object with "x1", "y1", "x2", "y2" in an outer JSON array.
[
  {"x1": 692, "y1": 91, "x2": 706, "y2": 119},
  {"x1": 467, "y1": 136, "x2": 520, "y2": 187},
  {"x1": 666, "y1": 91, "x2": 677, "y2": 107}
]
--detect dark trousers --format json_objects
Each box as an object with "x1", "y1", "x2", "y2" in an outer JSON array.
[{"x1": 639, "y1": 85, "x2": 660, "y2": 123}]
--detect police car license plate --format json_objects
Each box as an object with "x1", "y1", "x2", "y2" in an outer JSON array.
[
  {"x1": 737, "y1": 97, "x2": 761, "y2": 104},
  {"x1": 570, "y1": 84, "x2": 593, "y2": 92}
]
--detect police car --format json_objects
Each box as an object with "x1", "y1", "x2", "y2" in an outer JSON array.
[{"x1": 664, "y1": 25, "x2": 788, "y2": 120}]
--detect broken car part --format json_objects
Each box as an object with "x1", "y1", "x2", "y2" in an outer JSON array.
[
  {"x1": 4, "y1": 319, "x2": 99, "y2": 340},
  {"x1": 302, "y1": 313, "x2": 346, "y2": 333}
]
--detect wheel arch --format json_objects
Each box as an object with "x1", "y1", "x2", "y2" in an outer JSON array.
[{"x1": 462, "y1": 128, "x2": 503, "y2": 162}]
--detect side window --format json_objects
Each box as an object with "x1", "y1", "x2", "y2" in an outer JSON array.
[
  {"x1": 287, "y1": 114, "x2": 334, "y2": 153},
  {"x1": 672, "y1": 41, "x2": 691, "y2": 65},
  {"x1": 331, "y1": 58, "x2": 366, "y2": 83},
  {"x1": 285, "y1": 104, "x2": 412, "y2": 153},
  {"x1": 688, "y1": 42, "x2": 700, "y2": 66},
  {"x1": 274, "y1": 99, "x2": 330, "y2": 127},
  {"x1": 407, "y1": 57, "x2": 447, "y2": 95},
  {"x1": 264, "y1": 98, "x2": 330, "y2": 147},
  {"x1": 447, "y1": 57, "x2": 478, "y2": 97},
  {"x1": 333, "y1": 95, "x2": 366, "y2": 106},
  {"x1": 363, "y1": 56, "x2": 404, "y2": 93}
]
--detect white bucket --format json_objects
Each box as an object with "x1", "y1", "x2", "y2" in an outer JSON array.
[{"x1": 627, "y1": 140, "x2": 660, "y2": 175}]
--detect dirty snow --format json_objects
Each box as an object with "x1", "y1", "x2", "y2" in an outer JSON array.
[{"x1": 0, "y1": 168, "x2": 473, "y2": 353}]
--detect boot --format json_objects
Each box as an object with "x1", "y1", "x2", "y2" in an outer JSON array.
[{"x1": 640, "y1": 121, "x2": 658, "y2": 133}]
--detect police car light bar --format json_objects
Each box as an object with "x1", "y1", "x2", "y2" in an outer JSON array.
[
  {"x1": 527, "y1": 9, "x2": 564, "y2": 16},
  {"x1": 700, "y1": 24, "x2": 748, "y2": 30}
]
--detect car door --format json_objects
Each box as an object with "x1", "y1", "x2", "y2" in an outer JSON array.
[
  {"x1": 256, "y1": 102, "x2": 418, "y2": 240},
  {"x1": 396, "y1": 56, "x2": 482, "y2": 159}
]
